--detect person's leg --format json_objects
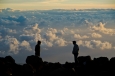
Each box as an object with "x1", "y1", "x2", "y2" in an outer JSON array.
[
  {"x1": 74, "y1": 54, "x2": 77, "y2": 64},
  {"x1": 35, "y1": 51, "x2": 40, "y2": 56},
  {"x1": 74, "y1": 53, "x2": 79, "y2": 64},
  {"x1": 35, "y1": 51, "x2": 37, "y2": 56},
  {"x1": 76, "y1": 53, "x2": 79, "y2": 63}
]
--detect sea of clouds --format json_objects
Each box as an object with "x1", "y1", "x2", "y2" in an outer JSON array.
[{"x1": 0, "y1": 8, "x2": 115, "y2": 63}]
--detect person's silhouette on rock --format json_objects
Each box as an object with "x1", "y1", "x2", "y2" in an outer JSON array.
[
  {"x1": 72, "y1": 41, "x2": 79, "y2": 64},
  {"x1": 35, "y1": 40, "x2": 41, "y2": 57}
]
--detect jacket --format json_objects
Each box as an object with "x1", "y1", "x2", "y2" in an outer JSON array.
[{"x1": 72, "y1": 44, "x2": 79, "y2": 54}]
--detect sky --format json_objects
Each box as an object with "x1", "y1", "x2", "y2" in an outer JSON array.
[
  {"x1": 0, "y1": 0, "x2": 115, "y2": 10},
  {"x1": 0, "y1": 8, "x2": 115, "y2": 64},
  {"x1": 0, "y1": 0, "x2": 115, "y2": 64}
]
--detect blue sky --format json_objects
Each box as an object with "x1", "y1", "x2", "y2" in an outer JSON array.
[{"x1": 0, "y1": 0, "x2": 115, "y2": 10}]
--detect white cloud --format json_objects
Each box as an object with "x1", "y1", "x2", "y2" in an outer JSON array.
[
  {"x1": 0, "y1": 19, "x2": 20, "y2": 25},
  {"x1": 90, "y1": 40, "x2": 112, "y2": 50},
  {"x1": 91, "y1": 33, "x2": 102, "y2": 38},
  {"x1": 19, "y1": 34, "x2": 34, "y2": 41},
  {"x1": 56, "y1": 30, "x2": 64, "y2": 36},
  {"x1": 0, "y1": 27, "x2": 17, "y2": 37},
  {"x1": 43, "y1": 41, "x2": 53, "y2": 47},
  {"x1": 91, "y1": 22, "x2": 115, "y2": 35},
  {"x1": 77, "y1": 40, "x2": 93, "y2": 49},
  {"x1": 20, "y1": 40, "x2": 32, "y2": 51},
  {"x1": 32, "y1": 23, "x2": 40, "y2": 31},
  {"x1": 23, "y1": 23, "x2": 41, "y2": 35},
  {"x1": 48, "y1": 28, "x2": 57, "y2": 34},
  {"x1": 63, "y1": 28, "x2": 70, "y2": 35},
  {"x1": 77, "y1": 40, "x2": 112, "y2": 50},
  {"x1": 74, "y1": 34, "x2": 89, "y2": 39},
  {"x1": 113, "y1": 47, "x2": 115, "y2": 49},
  {"x1": 54, "y1": 38, "x2": 67, "y2": 46},
  {"x1": 22, "y1": 23, "x2": 42, "y2": 42},
  {"x1": 43, "y1": 29, "x2": 58, "y2": 41},
  {"x1": 7, "y1": 29, "x2": 17, "y2": 33},
  {"x1": 5, "y1": 36, "x2": 19, "y2": 54},
  {"x1": 34, "y1": 33, "x2": 42, "y2": 42},
  {"x1": 61, "y1": 28, "x2": 79, "y2": 35}
]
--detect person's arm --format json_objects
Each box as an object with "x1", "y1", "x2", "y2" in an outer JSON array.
[
  {"x1": 35, "y1": 45, "x2": 38, "y2": 51},
  {"x1": 74, "y1": 45, "x2": 79, "y2": 52},
  {"x1": 77, "y1": 44, "x2": 79, "y2": 51},
  {"x1": 72, "y1": 46, "x2": 75, "y2": 54}
]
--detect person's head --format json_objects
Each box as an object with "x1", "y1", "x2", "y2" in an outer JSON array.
[
  {"x1": 72, "y1": 41, "x2": 76, "y2": 45},
  {"x1": 37, "y1": 40, "x2": 41, "y2": 45}
]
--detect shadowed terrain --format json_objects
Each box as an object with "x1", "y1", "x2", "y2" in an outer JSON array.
[{"x1": 0, "y1": 55, "x2": 115, "y2": 76}]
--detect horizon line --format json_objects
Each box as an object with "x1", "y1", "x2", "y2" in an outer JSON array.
[{"x1": 1, "y1": 7, "x2": 115, "y2": 11}]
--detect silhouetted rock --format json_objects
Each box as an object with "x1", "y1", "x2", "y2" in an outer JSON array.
[
  {"x1": 0, "y1": 55, "x2": 115, "y2": 76},
  {"x1": 78, "y1": 55, "x2": 92, "y2": 66},
  {"x1": 5, "y1": 56, "x2": 15, "y2": 64},
  {"x1": 22, "y1": 64, "x2": 35, "y2": 76},
  {"x1": 110, "y1": 57, "x2": 115, "y2": 65}
]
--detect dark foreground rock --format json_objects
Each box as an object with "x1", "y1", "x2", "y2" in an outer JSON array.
[{"x1": 0, "y1": 55, "x2": 115, "y2": 76}]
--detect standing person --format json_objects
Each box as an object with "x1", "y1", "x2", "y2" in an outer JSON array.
[
  {"x1": 72, "y1": 41, "x2": 79, "y2": 64},
  {"x1": 35, "y1": 40, "x2": 41, "y2": 57}
]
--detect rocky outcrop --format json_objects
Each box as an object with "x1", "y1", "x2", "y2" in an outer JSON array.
[{"x1": 0, "y1": 55, "x2": 115, "y2": 76}]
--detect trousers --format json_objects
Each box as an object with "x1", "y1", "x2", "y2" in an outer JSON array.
[{"x1": 73, "y1": 53, "x2": 79, "y2": 64}]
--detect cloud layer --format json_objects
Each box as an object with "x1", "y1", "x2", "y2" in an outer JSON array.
[{"x1": 0, "y1": 8, "x2": 115, "y2": 63}]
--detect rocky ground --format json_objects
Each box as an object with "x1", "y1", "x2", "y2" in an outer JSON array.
[{"x1": 0, "y1": 55, "x2": 115, "y2": 76}]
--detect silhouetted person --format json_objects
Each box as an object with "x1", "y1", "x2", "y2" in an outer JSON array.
[
  {"x1": 35, "y1": 40, "x2": 41, "y2": 56},
  {"x1": 72, "y1": 41, "x2": 79, "y2": 64}
]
